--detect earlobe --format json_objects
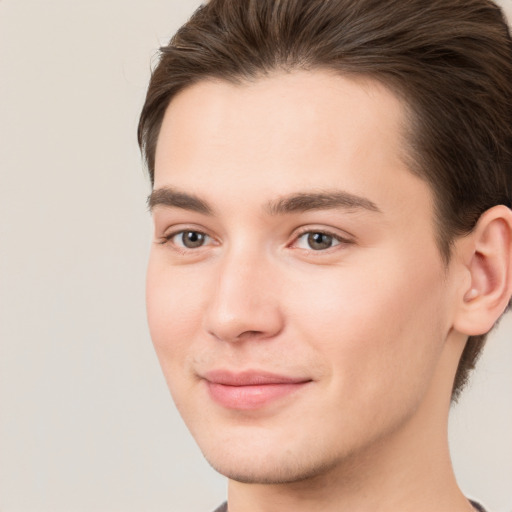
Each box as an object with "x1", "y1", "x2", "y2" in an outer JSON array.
[{"x1": 454, "y1": 205, "x2": 512, "y2": 336}]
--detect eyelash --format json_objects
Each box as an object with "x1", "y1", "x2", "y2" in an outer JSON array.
[
  {"x1": 158, "y1": 229, "x2": 214, "y2": 253},
  {"x1": 158, "y1": 227, "x2": 353, "y2": 254},
  {"x1": 291, "y1": 228, "x2": 353, "y2": 253}
]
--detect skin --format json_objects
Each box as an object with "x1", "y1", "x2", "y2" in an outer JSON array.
[{"x1": 147, "y1": 71, "x2": 481, "y2": 512}]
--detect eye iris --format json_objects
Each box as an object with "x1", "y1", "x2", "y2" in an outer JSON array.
[
  {"x1": 307, "y1": 232, "x2": 333, "y2": 250},
  {"x1": 182, "y1": 231, "x2": 205, "y2": 248}
]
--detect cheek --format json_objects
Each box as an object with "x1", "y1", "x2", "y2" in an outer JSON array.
[
  {"x1": 146, "y1": 256, "x2": 204, "y2": 363},
  {"x1": 287, "y1": 251, "x2": 448, "y2": 392},
  {"x1": 146, "y1": 257, "x2": 213, "y2": 417}
]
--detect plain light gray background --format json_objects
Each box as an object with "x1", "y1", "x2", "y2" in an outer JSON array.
[{"x1": 1, "y1": 1, "x2": 511, "y2": 511}]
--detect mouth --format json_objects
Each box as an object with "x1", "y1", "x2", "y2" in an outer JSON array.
[{"x1": 202, "y1": 370, "x2": 313, "y2": 410}]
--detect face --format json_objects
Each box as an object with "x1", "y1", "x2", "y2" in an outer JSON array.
[{"x1": 147, "y1": 71, "x2": 458, "y2": 484}]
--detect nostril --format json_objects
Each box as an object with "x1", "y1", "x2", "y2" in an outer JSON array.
[
  {"x1": 236, "y1": 330, "x2": 266, "y2": 341},
  {"x1": 208, "y1": 329, "x2": 267, "y2": 343}
]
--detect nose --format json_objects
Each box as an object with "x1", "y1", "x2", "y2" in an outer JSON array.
[{"x1": 203, "y1": 249, "x2": 284, "y2": 343}]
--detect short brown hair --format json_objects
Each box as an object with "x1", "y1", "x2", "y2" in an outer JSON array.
[{"x1": 138, "y1": 0, "x2": 512, "y2": 400}]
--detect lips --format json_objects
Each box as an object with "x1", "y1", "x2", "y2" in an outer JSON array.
[{"x1": 203, "y1": 370, "x2": 312, "y2": 410}]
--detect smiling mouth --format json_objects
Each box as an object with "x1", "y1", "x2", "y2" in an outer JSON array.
[{"x1": 203, "y1": 370, "x2": 312, "y2": 410}]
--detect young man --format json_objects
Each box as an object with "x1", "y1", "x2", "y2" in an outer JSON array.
[{"x1": 138, "y1": 1, "x2": 512, "y2": 510}]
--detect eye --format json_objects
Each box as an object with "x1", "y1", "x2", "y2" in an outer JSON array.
[
  {"x1": 294, "y1": 231, "x2": 345, "y2": 251},
  {"x1": 167, "y1": 230, "x2": 212, "y2": 249}
]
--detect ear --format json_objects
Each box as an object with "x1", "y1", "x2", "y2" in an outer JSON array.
[{"x1": 453, "y1": 205, "x2": 512, "y2": 336}]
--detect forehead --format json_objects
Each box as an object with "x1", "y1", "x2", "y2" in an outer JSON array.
[
  {"x1": 155, "y1": 70, "x2": 409, "y2": 177},
  {"x1": 153, "y1": 70, "x2": 432, "y2": 225}
]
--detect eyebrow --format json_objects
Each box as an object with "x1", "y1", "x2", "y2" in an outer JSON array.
[
  {"x1": 147, "y1": 187, "x2": 213, "y2": 215},
  {"x1": 147, "y1": 186, "x2": 381, "y2": 215},
  {"x1": 265, "y1": 191, "x2": 381, "y2": 215}
]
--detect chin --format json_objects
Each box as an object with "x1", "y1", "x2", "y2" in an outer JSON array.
[
  {"x1": 206, "y1": 458, "x2": 333, "y2": 485},
  {"x1": 201, "y1": 441, "x2": 344, "y2": 485}
]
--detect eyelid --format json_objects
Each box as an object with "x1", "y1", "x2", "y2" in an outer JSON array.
[
  {"x1": 158, "y1": 222, "x2": 211, "y2": 239},
  {"x1": 157, "y1": 225, "x2": 218, "y2": 251},
  {"x1": 289, "y1": 226, "x2": 355, "y2": 252}
]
